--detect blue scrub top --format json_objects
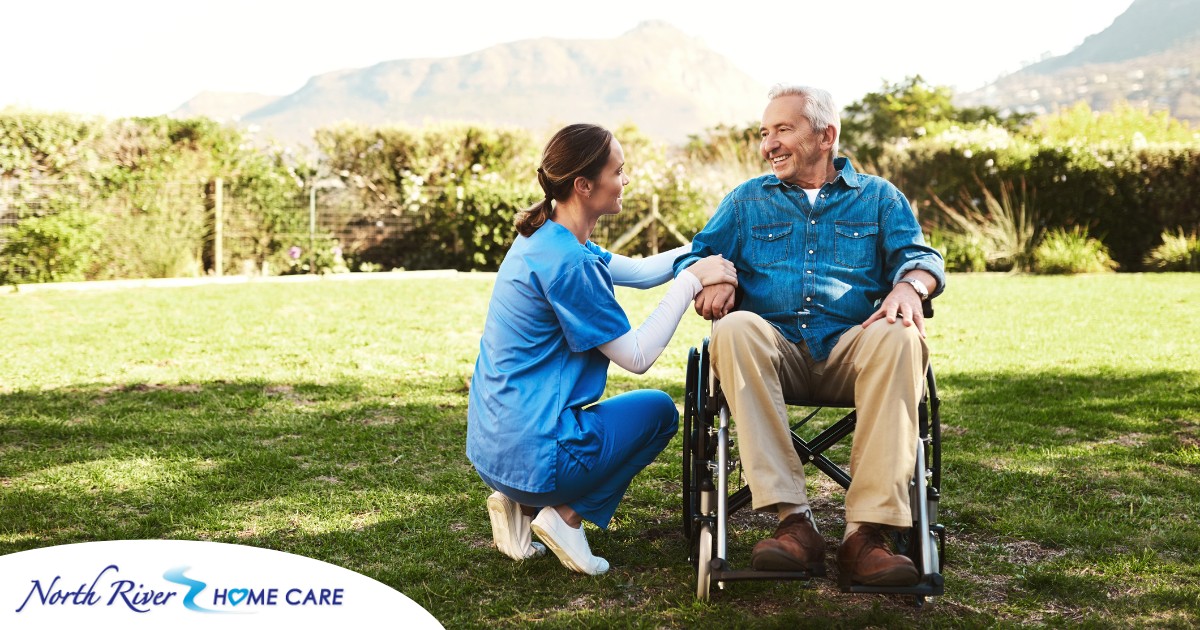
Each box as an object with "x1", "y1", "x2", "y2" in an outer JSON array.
[{"x1": 466, "y1": 220, "x2": 632, "y2": 494}]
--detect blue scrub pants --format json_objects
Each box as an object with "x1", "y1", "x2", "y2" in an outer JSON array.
[{"x1": 476, "y1": 389, "x2": 678, "y2": 529}]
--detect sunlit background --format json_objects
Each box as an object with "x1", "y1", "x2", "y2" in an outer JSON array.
[{"x1": 1, "y1": 0, "x2": 1135, "y2": 118}]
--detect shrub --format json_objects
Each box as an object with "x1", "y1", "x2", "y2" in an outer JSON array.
[
  {"x1": 928, "y1": 178, "x2": 1040, "y2": 272},
  {"x1": 877, "y1": 106, "x2": 1200, "y2": 271},
  {"x1": 0, "y1": 209, "x2": 101, "y2": 285},
  {"x1": 220, "y1": 153, "x2": 310, "y2": 275},
  {"x1": 1144, "y1": 228, "x2": 1200, "y2": 271},
  {"x1": 927, "y1": 229, "x2": 987, "y2": 273},
  {"x1": 315, "y1": 122, "x2": 539, "y2": 271},
  {"x1": 840, "y1": 76, "x2": 1028, "y2": 167},
  {"x1": 1029, "y1": 101, "x2": 1197, "y2": 146},
  {"x1": 1033, "y1": 227, "x2": 1118, "y2": 274},
  {"x1": 279, "y1": 237, "x2": 350, "y2": 275}
]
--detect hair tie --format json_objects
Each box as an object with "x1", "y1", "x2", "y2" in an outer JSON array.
[{"x1": 537, "y1": 166, "x2": 553, "y2": 204}]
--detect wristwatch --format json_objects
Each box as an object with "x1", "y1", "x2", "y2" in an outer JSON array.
[{"x1": 897, "y1": 277, "x2": 930, "y2": 301}]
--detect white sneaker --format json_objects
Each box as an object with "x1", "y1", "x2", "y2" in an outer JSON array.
[
  {"x1": 486, "y1": 492, "x2": 547, "y2": 560},
  {"x1": 530, "y1": 506, "x2": 610, "y2": 575}
]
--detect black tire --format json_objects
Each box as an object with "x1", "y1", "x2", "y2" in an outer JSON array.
[{"x1": 682, "y1": 347, "x2": 700, "y2": 542}]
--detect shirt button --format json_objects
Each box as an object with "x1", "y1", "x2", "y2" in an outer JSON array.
[
  {"x1": 808, "y1": 249, "x2": 814, "y2": 254},
  {"x1": 853, "y1": 232, "x2": 860, "y2": 236},
  {"x1": 806, "y1": 297, "x2": 812, "y2": 302},
  {"x1": 768, "y1": 233, "x2": 773, "y2": 238},
  {"x1": 801, "y1": 324, "x2": 808, "y2": 329},
  {"x1": 810, "y1": 220, "x2": 816, "y2": 225},
  {"x1": 806, "y1": 270, "x2": 813, "y2": 274}
]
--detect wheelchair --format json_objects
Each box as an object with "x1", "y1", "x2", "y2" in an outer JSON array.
[{"x1": 681, "y1": 321, "x2": 945, "y2": 605}]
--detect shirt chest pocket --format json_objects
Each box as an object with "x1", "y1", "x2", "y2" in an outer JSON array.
[
  {"x1": 750, "y1": 222, "x2": 792, "y2": 267},
  {"x1": 834, "y1": 222, "x2": 879, "y2": 269}
]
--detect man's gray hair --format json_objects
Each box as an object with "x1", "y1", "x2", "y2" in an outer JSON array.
[{"x1": 767, "y1": 84, "x2": 841, "y2": 157}]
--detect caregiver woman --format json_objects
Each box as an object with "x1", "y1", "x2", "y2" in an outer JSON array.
[{"x1": 466, "y1": 123, "x2": 736, "y2": 576}]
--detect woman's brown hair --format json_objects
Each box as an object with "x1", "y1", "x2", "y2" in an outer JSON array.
[{"x1": 514, "y1": 123, "x2": 614, "y2": 237}]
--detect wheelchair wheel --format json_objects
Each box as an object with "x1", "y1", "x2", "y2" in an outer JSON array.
[
  {"x1": 695, "y1": 521, "x2": 715, "y2": 600},
  {"x1": 682, "y1": 347, "x2": 700, "y2": 542}
]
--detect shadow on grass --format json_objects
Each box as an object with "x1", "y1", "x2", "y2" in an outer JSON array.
[
  {"x1": 626, "y1": 366, "x2": 1200, "y2": 625},
  {"x1": 938, "y1": 367, "x2": 1199, "y2": 535},
  {"x1": 0, "y1": 377, "x2": 473, "y2": 552},
  {"x1": 2, "y1": 366, "x2": 1196, "y2": 626}
]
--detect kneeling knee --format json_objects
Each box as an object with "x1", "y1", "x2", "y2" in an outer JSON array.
[{"x1": 650, "y1": 391, "x2": 680, "y2": 436}]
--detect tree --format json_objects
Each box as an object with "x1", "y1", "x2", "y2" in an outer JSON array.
[{"x1": 840, "y1": 76, "x2": 1027, "y2": 167}]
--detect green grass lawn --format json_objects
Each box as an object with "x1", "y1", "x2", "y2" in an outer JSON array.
[{"x1": 2, "y1": 273, "x2": 1198, "y2": 628}]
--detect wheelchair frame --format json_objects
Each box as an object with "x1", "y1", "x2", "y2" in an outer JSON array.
[{"x1": 682, "y1": 337, "x2": 945, "y2": 605}]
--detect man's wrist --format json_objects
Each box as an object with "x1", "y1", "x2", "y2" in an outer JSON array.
[{"x1": 896, "y1": 277, "x2": 930, "y2": 301}]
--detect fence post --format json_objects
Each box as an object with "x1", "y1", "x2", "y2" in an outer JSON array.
[
  {"x1": 308, "y1": 184, "x2": 317, "y2": 274},
  {"x1": 649, "y1": 194, "x2": 660, "y2": 255},
  {"x1": 0, "y1": 177, "x2": 10, "y2": 251},
  {"x1": 214, "y1": 177, "x2": 224, "y2": 277}
]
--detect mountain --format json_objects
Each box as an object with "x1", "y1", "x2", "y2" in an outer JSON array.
[
  {"x1": 171, "y1": 91, "x2": 280, "y2": 122},
  {"x1": 956, "y1": 0, "x2": 1200, "y2": 123},
  {"x1": 173, "y1": 22, "x2": 767, "y2": 145}
]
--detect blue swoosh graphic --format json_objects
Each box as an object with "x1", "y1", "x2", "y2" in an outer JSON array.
[{"x1": 163, "y1": 566, "x2": 221, "y2": 613}]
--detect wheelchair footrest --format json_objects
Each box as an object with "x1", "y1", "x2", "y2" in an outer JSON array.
[
  {"x1": 842, "y1": 573, "x2": 944, "y2": 596},
  {"x1": 710, "y1": 559, "x2": 819, "y2": 582}
]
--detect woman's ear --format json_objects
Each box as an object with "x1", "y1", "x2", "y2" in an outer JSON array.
[{"x1": 573, "y1": 176, "x2": 592, "y2": 198}]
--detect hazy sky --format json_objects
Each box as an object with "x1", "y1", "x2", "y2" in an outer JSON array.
[{"x1": 1, "y1": 0, "x2": 1136, "y2": 118}]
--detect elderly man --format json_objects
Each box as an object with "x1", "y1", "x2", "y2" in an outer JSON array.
[{"x1": 673, "y1": 84, "x2": 945, "y2": 586}]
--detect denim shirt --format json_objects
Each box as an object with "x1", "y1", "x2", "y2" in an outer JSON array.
[{"x1": 674, "y1": 158, "x2": 945, "y2": 361}]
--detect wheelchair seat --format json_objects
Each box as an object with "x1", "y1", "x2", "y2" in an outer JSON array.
[{"x1": 681, "y1": 334, "x2": 945, "y2": 605}]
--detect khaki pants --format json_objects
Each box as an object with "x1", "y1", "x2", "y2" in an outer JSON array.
[{"x1": 709, "y1": 311, "x2": 929, "y2": 528}]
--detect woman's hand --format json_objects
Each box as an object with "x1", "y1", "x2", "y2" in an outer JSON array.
[{"x1": 685, "y1": 255, "x2": 738, "y2": 287}]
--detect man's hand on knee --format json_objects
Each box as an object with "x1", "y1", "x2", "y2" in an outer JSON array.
[{"x1": 862, "y1": 284, "x2": 926, "y2": 337}]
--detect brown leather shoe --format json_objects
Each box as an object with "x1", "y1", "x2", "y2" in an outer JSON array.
[
  {"x1": 836, "y1": 525, "x2": 919, "y2": 587},
  {"x1": 750, "y1": 512, "x2": 826, "y2": 575}
]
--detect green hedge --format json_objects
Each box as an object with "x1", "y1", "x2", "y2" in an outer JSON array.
[
  {"x1": 4, "y1": 110, "x2": 1198, "y2": 283},
  {"x1": 880, "y1": 124, "x2": 1200, "y2": 271},
  {"x1": 313, "y1": 122, "x2": 724, "y2": 271},
  {"x1": 1, "y1": 112, "x2": 307, "y2": 284}
]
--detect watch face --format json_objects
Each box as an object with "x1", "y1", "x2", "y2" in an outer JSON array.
[{"x1": 907, "y1": 279, "x2": 927, "y2": 298}]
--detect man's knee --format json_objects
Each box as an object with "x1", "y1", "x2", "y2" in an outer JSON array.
[
  {"x1": 862, "y1": 320, "x2": 927, "y2": 363},
  {"x1": 712, "y1": 310, "x2": 766, "y2": 341},
  {"x1": 711, "y1": 311, "x2": 774, "y2": 366}
]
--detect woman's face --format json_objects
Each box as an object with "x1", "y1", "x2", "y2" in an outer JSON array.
[{"x1": 584, "y1": 138, "x2": 629, "y2": 217}]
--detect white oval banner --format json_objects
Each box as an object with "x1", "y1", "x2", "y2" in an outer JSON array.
[{"x1": 0, "y1": 540, "x2": 443, "y2": 629}]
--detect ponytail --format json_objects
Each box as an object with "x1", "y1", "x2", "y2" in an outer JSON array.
[
  {"x1": 514, "y1": 199, "x2": 552, "y2": 237},
  {"x1": 514, "y1": 167, "x2": 555, "y2": 237}
]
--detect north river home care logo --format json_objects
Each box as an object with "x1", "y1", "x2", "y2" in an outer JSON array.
[{"x1": 1, "y1": 540, "x2": 442, "y2": 628}]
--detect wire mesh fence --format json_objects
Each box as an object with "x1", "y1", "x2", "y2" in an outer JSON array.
[{"x1": 1, "y1": 177, "x2": 693, "y2": 283}]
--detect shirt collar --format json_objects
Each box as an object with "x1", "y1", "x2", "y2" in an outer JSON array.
[{"x1": 761, "y1": 156, "x2": 863, "y2": 191}]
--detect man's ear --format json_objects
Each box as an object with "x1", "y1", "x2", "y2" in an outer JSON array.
[{"x1": 820, "y1": 125, "x2": 837, "y2": 152}]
